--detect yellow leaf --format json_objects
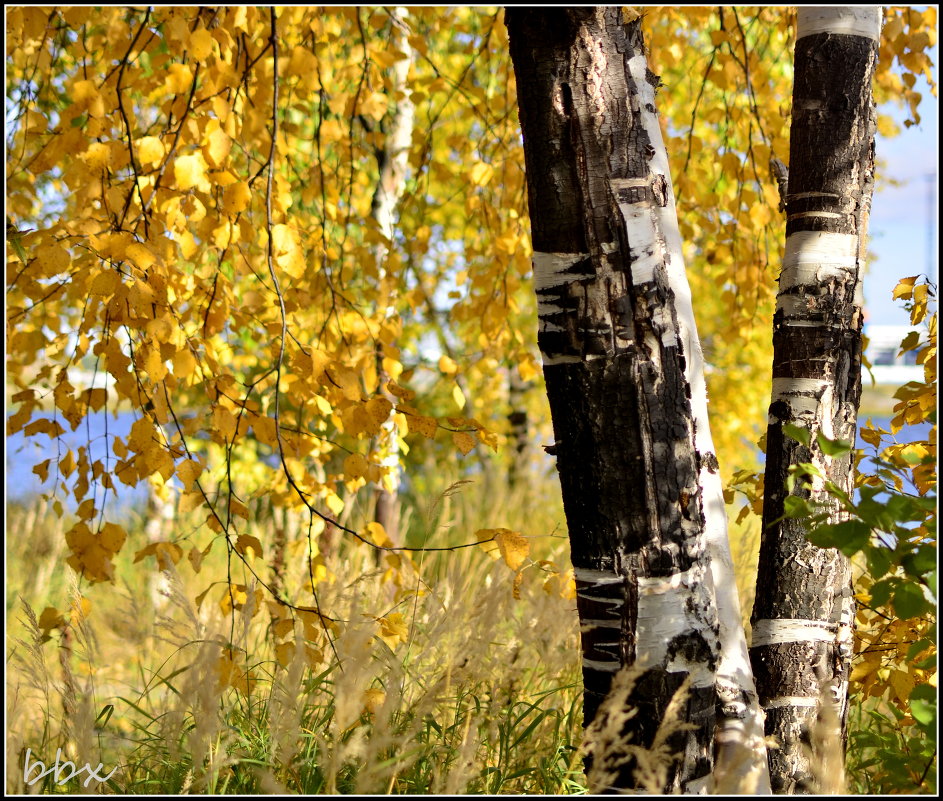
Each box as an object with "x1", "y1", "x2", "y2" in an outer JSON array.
[
  {"x1": 860, "y1": 425, "x2": 882, "y2": 448},
  {"x1": 363, "y1": 687, "x2": 386, "y2": 714},
  {"x1": 82, "y1": 142, "x2": 112, "y2": 170},
  {"x1": 363, "y1": 400, "x2": 391, "y2": 433},
  {"x1": 512, "y1": 570, "x2": 524, "y2": 600},
  {"x1": 166, "y1": 62, "x2": 193, "y2": 94},
  {"x1": 172, "y1": 461, "x2": 201, "y2": 496},
  {"x1": 272, "y1": 618, "x2": 295, "y2": 639},
  {"x1": 213, "y1": 406, "x2": 237, "y2": 440},
  {"x1": 229, "y1": 498, "x2": 250, "y2": 519},
  {"x1": 377, "y1": 612, "x2": 409, "y2": 649},
  {"x1": 406, "y1": 413, "x2": 437, "y2": 439},
  {"x1": 70, "y1": 596, "x2": 92, "y2": 625},
  {"x1": 451, "y1": 383, "x2": 466, "y2": 410},
  {"x1": 889, "y1": 669, "x2": 916, "y2": 703},
  {"x1": 126, "y1": 242, "x2": 156, "y2": 271},
  {"x1": 32, "y1": 459, "x2": 50, "y2": 483},
  {"x1": 749, "y1": 202, "x2": 771, "y2": 227},
  {"x1": 876, "y1": 114, "x2": 900, "y2": 138},
  {"x1": 38, "y1": 607, "x2": 66, "y2": 632},
  {"x1": 452, "y1": 430, "x2": 476, "y2": 455},
  {"x1": 178, "y1": 489, "x2": 204, "y2": 515},
  {"x1": 252, "y1": 415, "x2": 278, "y2": 447},
  {"x1": 203, "y1": 125, "x2": 231, "y2": 168},
  {"x1": 72, "y1": 79, "x2": 105, "y2": 117},
  {"x1": 144, "y1": 346, "x2": 167, "y2": 381},
  {"x1": 470, "y1": 161, "x2": 494, "y2": 186},
  {"x1": 330, "y1": 365, "x2": 362, "y2": 401},
  {"x1": 235, "y1": 533, "x2": 263, "y2": 560},
  {"x1": 366, "y1": 521, "x2": 393, "y2": 547},
  {"x1": 220, "y1": 583, "x2": 248, "y2": 614},
  {"x1": 134, "y1": 541, "x2": 183, "y2": 568},
  {"x1": 36, "y1": 242, "x2": 71, "y2": 276},
  {"x1": 325, "y1": 491, "x2": 344, "y2": 516},
  {"x1": 89, "y1": 269, "x2": 119, "y2": 296},
  {"x1": 475, "y1": 528, "x2": 501, "y2": 560},
  {"x1": 59, "y1": 449, "x2": 76, "y2": 478},
  {"x1": 188, "y1": 27, "x2": 214, "y2": 60},
  {"x1": 172, "y1": 347, "x2": 197, "y2": 379},
  {"x1": 275, "y1": 641, "x2": 295, "y2": 668},
  {"x1": 174, "y1": 153, "x2": 208, "y2": 191},
  {"x1": 187, "y1": 545, "x2": 204, "y2": 573},
  {"x1": 99, "y1": 522, "x2": 127, "y2": 553},
  {"x1": 215, "y1": 652, "x2": 258, "y2": 694},
  {"x1": 222, "y1": 181, "x2": 251, "y2": 215},
  {"x1": 137, "y1": 136, "x2": 165, "y2": 167},
  {"x1": 360, "y1": 91, "x2": 389, "y2": 122},
  {"x1": 344, "y1": 452, "x2": 369, "y2": 479},
  {"x1": 83, "y1": 388, "x2": 107, "y2": 412},
  {"x1": 76, "y1": 498, "x2": 96, "y2": 519},
  {"x1": 893, "y1": 276, "x2": 917, "y2": 301},
  {"x1": 477, "y1": 427, "x2": 499, "y2": 451},
  {"x1": 438, "y1": 354, "x2": 458, "y2": 375},
  {"x1": 387, "y1": 380, "x2": 415, "y2": 401},
  {"x1": 494, "y1": 528, "x2": 529, "y2": 571}
]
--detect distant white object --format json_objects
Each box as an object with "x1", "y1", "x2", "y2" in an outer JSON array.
[{"x1": 864, "y1": 325, "x2": 923, "y2": 385}]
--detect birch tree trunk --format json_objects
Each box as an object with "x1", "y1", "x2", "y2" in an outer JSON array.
[
  {"x1": 507, "y1": 8, "x2": 767, "y2": 792},
  {"x1": 749, "y1": 7, "x2": 880, "y2": 794},
  {"x1": 506, "y1": 365, "x2": 530, "y2": 486},
  {"x1": 371, "y1": 8, "x2": 414, "y2": 542}
]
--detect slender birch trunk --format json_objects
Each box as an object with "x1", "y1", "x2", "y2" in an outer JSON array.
[
  {"x1": 506, "y1": 365, "x2": 530, "y2": 486},
  {"x1": 371, "y1": 8, "x2": 414, "y2": 542},
  {"x1": 749, "y1": 7, "x2": 879, "y2": 794},
  {"x1": 507, "y1": 9, "x2": 767, "y2": 792}
]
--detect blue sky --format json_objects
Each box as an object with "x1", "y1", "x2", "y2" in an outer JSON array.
[{"x1": 866, "y1": 47, "x2": 939, "y2": 327}]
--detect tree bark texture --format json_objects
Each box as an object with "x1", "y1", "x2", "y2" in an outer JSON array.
[
  {"x1": 749, "y1": 7, "x2": 879, "y2": 794},
  {"x1": 508, "y1": 9, "x2": 766, "y2": 792},
  {"x1": 371, "y1": 7, "x2": 415, "y2": 542}
]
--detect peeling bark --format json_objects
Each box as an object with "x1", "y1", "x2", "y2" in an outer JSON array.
[
  {"x1": 749, "y1": 7, "x2": 879, "y2": 794},
  {"x1": 507, "y1": 9, "x2": 767, "y2": 792}
]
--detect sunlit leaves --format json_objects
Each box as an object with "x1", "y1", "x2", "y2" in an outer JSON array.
[{"x1": 6, "y1": 15, "x2": 936, "y2": 749}]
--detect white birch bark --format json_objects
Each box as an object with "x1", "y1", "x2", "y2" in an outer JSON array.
[
  {"x1": 625, "y1": 50, "x2": 772, "y2": 797},
  {"x1": 370, "y1": 7, "x2": 414, "y2": 536},
  {"x1": 750, "y1": 7, "x2": 880, "y2": 793}
]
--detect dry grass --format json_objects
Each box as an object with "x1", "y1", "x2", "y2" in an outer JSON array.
[
  {"x1": 6, "y1": 466, "x2": 894, "y2": 794},
  {"x1": 6, "y1": 473, "x2": 588, "y2": 795}
]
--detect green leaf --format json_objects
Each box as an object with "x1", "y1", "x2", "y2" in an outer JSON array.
[
  {"x1": 807, "y1": 520, "x2": 870, "y2": 555},
  {"x1": 892, "y1": 581, "x2": 932, "y2": 619},
  {"x1": 782, "y1": 422, "x2": 811, "y2": 447},
  {"x1": 866, "y1": 546, "x2": 892, "y2": 579},
  {"x1": 870, "y1": 578, "x2": 894, "y2": 607},
  {"x1": 816, "y1": 431, "x2": 852, "y2": 456},
  {"x1": 784, "y1": 495, "x2": 813, "y2": 518},
  {"x1": 909, "y1": 684, "x2": 936, "y2": 732},
  {"x1": 907, "y1": 637, "x2": 933, "y2": 660},
  {"x1": 902, "y1": 545, "x2": 936, "y2": 579},
  {"x1": 917, "y1": 652, "x2": 936, "y2": 670}
]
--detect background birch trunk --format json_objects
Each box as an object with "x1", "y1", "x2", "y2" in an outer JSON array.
[
  {"x1": 506, "y1": 365, "x2": 531, "y2": 487},
  {"x1": 370, "y1": 8, "x2": 414, "y2": 543},
  {"x1": 749, "y1": 7, "x2": 880, "y2": 794},
  {"x1": 507, "y1": 8, "x2": 766, "y2": 792}
]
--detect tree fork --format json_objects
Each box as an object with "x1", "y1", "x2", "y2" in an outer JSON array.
[{"x1": 749, "y1": 7, "x2": 880, "y2": 794}]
